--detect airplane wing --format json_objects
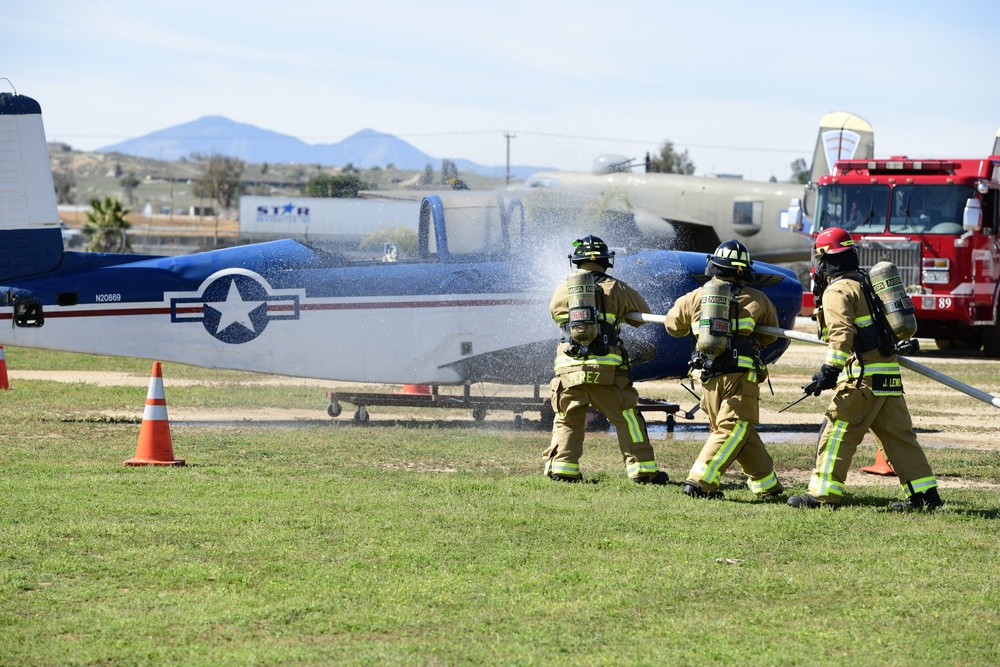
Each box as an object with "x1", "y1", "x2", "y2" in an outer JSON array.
[{"x1": 359, "y1": 189, "x2": 440, "y2": 201}]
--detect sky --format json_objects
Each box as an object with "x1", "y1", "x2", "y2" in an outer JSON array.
[{"x1": 5, "y1": 1, "x2": 1000, "y2": 181}]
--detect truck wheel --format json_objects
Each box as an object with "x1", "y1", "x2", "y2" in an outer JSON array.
[
  {"x1": 936, "y1": 337, "x2": 983, "y2": 352},
  {"x1": 983, "y1": 318, "x2": 1000, "y2": 358},
  {"x1": 934, "y1": 339, "x2": 954, "y2": 351},
  {"x1": 957, "y1": 336, "x2": 983, "y2": 351}
]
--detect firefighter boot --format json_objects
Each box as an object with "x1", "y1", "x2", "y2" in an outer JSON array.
[
  {"x1": 549, "y1": 473, "x2": 582, "y2": 484},
  {"x1": 890, "y1": 487, "x2": 944, "y2": 512},
  {"x1": 757, "y1": 482, "x2": 785, "y2": 500},
  {"x1": 682, "y1": 481, "x2": 723, "y2": 499},
  {"x1": 787, "y1": 493, "x2": 825, "y2": 509},
  {"x1": 633, "y1": 471, "x2": 670, "y2": 485}
]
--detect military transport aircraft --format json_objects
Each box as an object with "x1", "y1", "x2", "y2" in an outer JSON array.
[
  {"x1": 515, "y1": 112, "x2": 875, "y2": 264},
  {"x1": 0, "y1": 90, "x2": 802, "y2": 416}
]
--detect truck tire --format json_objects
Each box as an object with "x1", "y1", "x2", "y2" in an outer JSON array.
[
  {"x1": 935, "y1": 337, "x2": 983, "y2": 352},
  {"x1": 934, "y1": 338, "x2": 954, "y2": 351},
  {"x1": 983, "y1": 317, "x2": 1000, "y2": 358}
]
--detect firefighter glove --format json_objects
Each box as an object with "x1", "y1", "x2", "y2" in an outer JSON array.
[
  {"x1": 811, "y1": 266, "x2": 828, "y2": 299},
  {"x1": 810, "y1": 364, "x2": 840, "y2": 394}
]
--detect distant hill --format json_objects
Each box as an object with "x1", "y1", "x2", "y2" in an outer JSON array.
[{"x1": 98, "y1": 116, "x2": 548, "y2": 179}]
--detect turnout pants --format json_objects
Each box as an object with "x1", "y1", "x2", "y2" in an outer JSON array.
[
  {"x1": 687, "y1": 372, "x2": 780, "y2": 494},
  {"x1": 544, "y1": 373, "x2": 657, "y2": 480},
  {"x1": 806, "y1": 385, "x2": 937, "y2": 504}
]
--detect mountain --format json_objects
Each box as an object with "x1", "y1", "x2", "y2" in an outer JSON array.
[
  {"x1": 99, "y1": 116, "x2": 317, "y2": 164},
  {"x1": 97, "y1": 116, "x2": 547, "y2": 179},
  {"x1": 308, "y1": 128, "x2": 434, "y2": 170}
]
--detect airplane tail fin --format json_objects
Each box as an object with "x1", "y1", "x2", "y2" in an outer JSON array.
[
  {"x1": 993, "y1": 127, "x2": 1000, "y2": 156},
  {"x1": 809, "y1": 111, "x2": 875, "y2": 183},
  {"x1": 0, "y1": 89, "x2": 65, "y2": 281},
  {"x1": 0, "y1": 90, "x2": 59, "y2": 231},
  {"x1": 802, "y1": 112, "x2": 874, "y2": 223}
]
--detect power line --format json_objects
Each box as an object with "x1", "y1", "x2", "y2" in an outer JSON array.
[
  {"x1": 392, "y1": 130, "x2": 808, "y2": 155},
  {"x1": 512, "y1": 130, "x2": 809, "y2": 155},
  {"x1": 52, "y1": 129, "x2": 810, "y2": 156}
]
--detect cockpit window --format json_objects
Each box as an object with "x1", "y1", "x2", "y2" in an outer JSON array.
[
  {"x1": 814, "y1": 184, "x2": 890, "y2": 234},
  {"x1": 889, "y1": 185, "x2": 975, "y2": 234}
]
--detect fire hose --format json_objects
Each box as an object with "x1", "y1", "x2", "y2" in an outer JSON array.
[{"x1": 627, "y1": 312, "x2": 1000, "y2": 410}]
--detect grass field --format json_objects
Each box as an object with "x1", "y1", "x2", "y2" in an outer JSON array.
[{"x1": 2, "y1": 344, "x2": 1000, "y2": 666}]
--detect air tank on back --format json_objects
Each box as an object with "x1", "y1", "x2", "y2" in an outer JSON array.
[
  {"x1": 566, "y1": 269, "x2": 598, "y2": 351},
  {"x1": 697, "y1": 277, "x2": 732, "y2": 359},
  {"x1": 869, "y1": 261, "x2": 918, "y2": 340}
]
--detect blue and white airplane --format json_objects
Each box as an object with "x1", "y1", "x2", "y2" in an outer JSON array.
[{"x1": 0, "y1": 89, "x2": 802, "y2": 389}]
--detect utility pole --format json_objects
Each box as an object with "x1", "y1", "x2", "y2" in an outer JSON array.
[{"x1": 504, "y1": 132, "x2": 516, "y2": 186}]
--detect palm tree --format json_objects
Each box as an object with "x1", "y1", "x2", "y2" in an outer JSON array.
[{"x1": 82, "y1": 196, "x2": 132, "y2": 252}]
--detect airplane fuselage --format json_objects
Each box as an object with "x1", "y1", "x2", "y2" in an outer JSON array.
[
  {"x1": 521, "y1": 170, "x2": 814, "y2": 263},
  {"x1": 0, "y1": 237, "x2": 802, "y2": 385}
]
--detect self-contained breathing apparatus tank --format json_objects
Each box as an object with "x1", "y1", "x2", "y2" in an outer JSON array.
[
  {"x1": 696, "y1": 277, "x2": 732, "y2": 362},
  {"x1": 565, "y1": 269, "x2": 599, "y2": 354},
  {"x1": 868, "y1": 261, "x2": 918, "y2": 340}
]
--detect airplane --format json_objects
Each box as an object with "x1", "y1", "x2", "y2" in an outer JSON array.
[
  {"x1": 0, "y1": 88, "x2": 802, "y2": 420},
  {"x1": 515, "y1": 112, "x2": 875, "y2": 264}
]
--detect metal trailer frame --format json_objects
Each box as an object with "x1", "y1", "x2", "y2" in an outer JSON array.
[{"x1": 325, "y1": 385, "x2": 681, "y2": 430}]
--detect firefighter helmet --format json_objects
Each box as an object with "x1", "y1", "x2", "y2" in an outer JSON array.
[
  {"x1": 569, "y1": 235, "x2": 615, "y2": 268},
  {"x1": 814, "y1": 227, "x2": 855, "y2": 258},
  {"x1": 706, "y1": 239, "x2": 753, "y2": 282},
  {"x1": 814, "y1": 227, "x2": 858, "y2": 273}
]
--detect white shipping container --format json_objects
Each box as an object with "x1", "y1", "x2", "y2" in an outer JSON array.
[{"x1": 239, "y1": 196, "x2": 421, "y2": 242}]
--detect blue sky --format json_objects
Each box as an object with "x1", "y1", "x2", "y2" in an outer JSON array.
[{"x1": 5, "y1": 1, "x2": 1000, "y2": 180}]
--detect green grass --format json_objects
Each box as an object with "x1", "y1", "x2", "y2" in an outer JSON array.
[{"x1": 2, "y1": 348, "x2": 1000, "y2": 665}]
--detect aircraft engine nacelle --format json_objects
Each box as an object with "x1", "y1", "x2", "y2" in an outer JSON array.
[{"x1": 591, "y1": 154, "x2": 633, "y2": 175}]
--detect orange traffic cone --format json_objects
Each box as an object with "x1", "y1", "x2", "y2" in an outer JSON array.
[
  {"x1": 0, "y1": 345, "x2": 8, "y2": 390},
  {"x1": 861, "y1": 448, "x2": 895, "y2": 476},
  {"x1": 124, "y1": 362, "x2": 185, "y2": 466},
  {"x1": 398, "y1": 384, "x2": 431, "y2": 395}
]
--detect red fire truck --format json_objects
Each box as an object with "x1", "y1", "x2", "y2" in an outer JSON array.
[{"x1": 788, "y1": 156, "x2": 1000, "y2": 356}]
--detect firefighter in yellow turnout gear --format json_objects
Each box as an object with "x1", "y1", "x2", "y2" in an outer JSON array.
[
  {"x1": 544, "y1": 236, "x2": 669, "y2": 485},
  {"x1": 787, "y1": 227, "x2": 943, "y2": 511},
  {"x1": 664, "y1": 239, "x2": 784, "y2": 500}
]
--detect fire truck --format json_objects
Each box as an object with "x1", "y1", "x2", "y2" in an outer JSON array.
[{"x1": 788, "y1": 156, "x2": 1000, "y2": 356}]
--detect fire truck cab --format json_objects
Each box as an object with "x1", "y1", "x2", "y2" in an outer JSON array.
[{"x1": 787, "y1": 156, "x2": 1000, "y2": 356}]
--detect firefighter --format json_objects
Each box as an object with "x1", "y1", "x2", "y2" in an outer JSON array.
[
  {"x1": 544, "y1": 235, "x2": 669, "y2": 485},
  {"x1": 787, "y1": 227, "x2": 943, "y2": 511},
  {"x1": 664, "y1": 239, "x2": 784, "y2": 500}
]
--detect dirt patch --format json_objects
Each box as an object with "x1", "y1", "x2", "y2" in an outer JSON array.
[
  {"x1": 12, "y1": 343, "x2": 1000, "y2": 450},
  {"x1": 9, "y1": 370, "x2": 333, "y2": 389},
  {"x1": 11, "y1": 337, "x2": 1000, "y2": 492}
]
